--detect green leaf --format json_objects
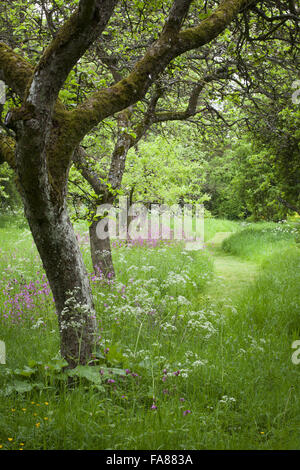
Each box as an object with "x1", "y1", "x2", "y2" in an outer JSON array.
[
  {"x1": 67, "y1": 365, "x2": 103, "y2": 385},
  {"x1": 13, "y1": 366, "x2": 36, "y2": 377},
  {"x1": 2, "y1": 381, "x2": 33, "y2": 395}
]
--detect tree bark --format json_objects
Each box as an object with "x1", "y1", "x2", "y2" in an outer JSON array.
[
  {"x1": 10, "y1": 106, "x2": 98, "y2": 368},
  {"x1": 89, "y1": 218, "x2": 115, "y2": 278},
  {"x1": 26, "y1": 201, "x2": 97, "y2": 368}
]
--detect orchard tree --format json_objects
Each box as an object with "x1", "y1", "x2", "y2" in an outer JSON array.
[
  {"x1": 72, "y1": 65, "x2": 230, "y2": 276},
  {"x1": 0, "y1": 0, "x2": 296, "y2": 367}
]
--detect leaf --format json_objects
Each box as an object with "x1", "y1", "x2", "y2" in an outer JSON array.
[
  {"x1": 2, "y1": 381, "x2": 46, "y2": 396},
  {"x1": 106, "y1": 344, "x2": 126, "y2": 366},
  {"x1": 67, "y1": 365, "x2": 103, "y2": 385},
  {"x1": 13, "y1": 366, "x2": 36, "y2": 377},
  {"x1": 2, "y1": 381, "x2": 33, "y2": 395}
]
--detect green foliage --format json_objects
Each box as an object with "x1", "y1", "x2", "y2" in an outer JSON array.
[
  {"x1": 123, "y1": 134, "x2": 209, "y2": 206},
  {"x1": 202, "y1": 135, "x2": 296, "y2": 222},
  {"x1": 0, "y1": 162, "x2": 20, "y2": 211}
]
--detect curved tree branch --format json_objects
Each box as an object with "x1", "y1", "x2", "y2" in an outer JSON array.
[
  {"x1": 25, "y1": 0, "x2": 118, "y2": 113},
  {"x1": 69, "y1": 0, "x2": 250, "y2": 145}
]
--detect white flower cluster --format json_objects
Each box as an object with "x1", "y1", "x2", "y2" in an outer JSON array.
[
  {"x1": 59, "y1": 288, "x2": 93, "y2": 333},
  {"x1": 31, "y1": 317, "x2": 45, "y2": 329},
  {"x1": 219, "y1": 395, "x2": 236, "y2": 404}
]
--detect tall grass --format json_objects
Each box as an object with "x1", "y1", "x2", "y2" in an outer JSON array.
[
  {"x1": 204, "y1": 218, "x2": 239, "y2": 242},
  {"x1": 0, "y1": 217, "x2": 299, "y2": 450},
  {"x1": 222, "y1": 222, "x2": 297, "y2": 262}
]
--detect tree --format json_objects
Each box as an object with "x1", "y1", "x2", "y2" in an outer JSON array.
[
  {"x1": 0, "y1": 0, "x2": 295, "y2": 367},
  {"x1": 72, "y1": 64, "x2": 229, "y2": 276}
]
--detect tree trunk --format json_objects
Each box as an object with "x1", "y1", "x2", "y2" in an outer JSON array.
[
  {"x1": 89, "y1": 218, "x2": 115, "y2": 278},
  {"x1": 14, "y1": 116, "x2": 97, "y2": 368},
  {"x1": 25, "y1": 201, "x2": 97, "y2": 368}
]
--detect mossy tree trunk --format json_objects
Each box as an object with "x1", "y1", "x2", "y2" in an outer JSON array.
[
  {"x1": 13, "y1": 114, "x2": 98, "y2": 368},
  {"x1": 0, "y1": 0, "x2": 118, "y2": 367}
]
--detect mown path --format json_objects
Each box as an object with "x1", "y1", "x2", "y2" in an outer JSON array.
[{"x1": 204, "y1": 232, "x2": 259, "y2": 303}]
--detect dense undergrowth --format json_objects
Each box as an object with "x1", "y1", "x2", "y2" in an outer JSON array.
[{"x1": 0, "y1": 216, "x2": 299, "y2": 450}]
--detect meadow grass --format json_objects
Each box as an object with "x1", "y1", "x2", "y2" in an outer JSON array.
[
  {"x1": 203, "y1": 217, "x2": 240, "y2": 242},
  {"x1": 0, "y1": 216, "x2": 299, "y2": 450},
  {"x1": 222, "y1": 221, "x2": 297, "y2": 262}
]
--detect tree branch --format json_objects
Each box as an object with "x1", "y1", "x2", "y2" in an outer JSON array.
[
  {"x1": 252, "y1": 6, "x2": 299, "y2": 22},
  {"x1": 73, "y1": 145, "x2": 107, "y2": 195},
  {"x1": 152, "y1": 67, "x2": 230, "y2": 123},
  {"x1": 278, "y1": 196, "x2": 300, "y2": 215},
  {"x1": 162, "y1": 0, "x2": 193, "y2": 35},
  {"x1": 69, "y1": 0, "x2": 249, "y2": 145},
  {"x1": 26, "y1": 0, "x2": 118, "y2": 112},
  {"x1": 0, "y1": 43, "x2": 33, "y2": 99},
  {"x1": 96, "y1": 44, "x2": 124, "y2": 83}
]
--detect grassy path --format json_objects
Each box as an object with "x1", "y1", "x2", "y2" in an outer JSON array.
[{"x1": 205, "y1": 232, "x2": 259, "y2": 303}]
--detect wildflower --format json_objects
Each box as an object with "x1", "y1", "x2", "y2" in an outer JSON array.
[
  {"x1": 35, "y1": 422, "x2": 40, "y2": 428},
  {"x1": 33, "y1": 413, "x2": 37, "y2": 416},
  {"x1": 183, "y1": 410, "x2": 191, "y2": 416},
  {"x1": 20, "y1": 443, "x2": 24, "y2": 446},
  {"x1": 8, "y1": 438, "x2": 13, "y2": 441},
  {"x1": 11, "y1": 408, "x2": 16, "y2": 412},
  {"x1": 31, "y1": 402, "x2": 35, "y2": 405},
  {"x1": 179, "y1": 397, "x2": 185, "y2": 402},
  {"x1": 107, "y1": 379, "x2": 115, "y2": 384},
  {"x1": 43, "y1": 417, "x2": 48, "y2": 421},
  {"x1": 151, "y1": 404, "x2": 157, "y2": 410},
  {"x1": 22, "y1": 408, "x2": 26, "y2": 412},
  {"x1": 44, "y1": 402, "x2": 49, "y2": 405},
  {"x1": 0, "y1": 445, "x2": 2, "y2": 448}
]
